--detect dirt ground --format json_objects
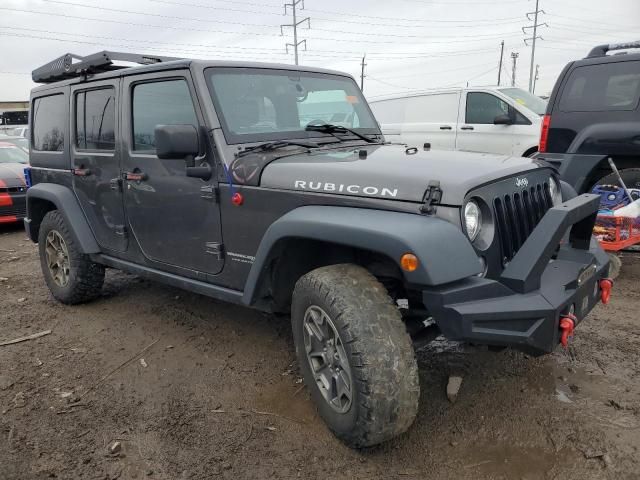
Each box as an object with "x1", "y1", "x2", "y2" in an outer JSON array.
[{"x1": 0, "y1": 223, "x2": 638, "y2": 480}]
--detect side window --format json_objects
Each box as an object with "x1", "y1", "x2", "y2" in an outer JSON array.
[
  {"x1": 32, "y1": 94, "x2": 65, "y2": 152},
  {"x1": 76, "y1": 88, "x2": 116, "y2": 150},
  {"x1": 466, "y1": 92, "x2": 509, "y2": 124},
  {"x1": 132, "y1": 79, "x2": 198, "y2": 151},
  {"x1": 560, "y1": 61, "x2": 640, "y2": 112}
]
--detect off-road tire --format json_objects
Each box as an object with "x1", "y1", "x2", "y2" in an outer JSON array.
[
  {"x1": 291, "y1": 264, "x2": 419, "y2": 448},
  {"x1": 38, "y1": 210, "x2": 105, "y2": 304}
]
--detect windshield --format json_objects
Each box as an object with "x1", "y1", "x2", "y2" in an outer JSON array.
[
  {"x1": 0, "y1": 145, "x2": 28, "y2": 164},
  {"x1": 499, "y1": 87, "x2": 548, "y2": 115},
  {"x1": 2, "y1": 137, "x2": 29, "y2": 153},
  {"x1": 206, "y1": 68, "x2": 380, "y2": 145}
]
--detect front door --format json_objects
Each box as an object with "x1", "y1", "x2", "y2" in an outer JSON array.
[
  {"x1": 121, "y1": 71, "x2": 224, "y2": 276},
  {"x1": 456, "y1": 91, "x2": 514, "y2": 155},
  {"x1": 71, "y1": 80, "x2": 127, "y2": 252}
]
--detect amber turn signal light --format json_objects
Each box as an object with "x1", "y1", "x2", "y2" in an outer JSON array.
[{"x1": 400, "y1": 253, "x2": 419, "y2": 272}]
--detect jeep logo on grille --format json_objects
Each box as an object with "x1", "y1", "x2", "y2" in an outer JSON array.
[{"x1": 515, "y1": 177, "x2": 529, "y2": 188}]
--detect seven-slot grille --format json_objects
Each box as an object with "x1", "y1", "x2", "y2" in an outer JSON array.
[{"x1": 493, "y1": 182, "x2": 553, "y2": 264}]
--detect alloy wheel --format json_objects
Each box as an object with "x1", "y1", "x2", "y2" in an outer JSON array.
[{"x1": 302, "y1": 305, "x2": 353, "y2": 413}]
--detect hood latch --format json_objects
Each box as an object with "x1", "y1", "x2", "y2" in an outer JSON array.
[{"x1": 420, "y1": 180, "x2": 442, "y2": 215}]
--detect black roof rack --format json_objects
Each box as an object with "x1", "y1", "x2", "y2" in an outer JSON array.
[
  {"x1": 587, "y1": 40, "x2": 640, "y2": 58},
  {"x1": 32, "y1": 51, "x2": 183, "y2": 84}
]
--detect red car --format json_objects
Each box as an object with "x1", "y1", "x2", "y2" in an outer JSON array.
[{"x1": 0, "y1": 142, "x2": 29, "y2": 224}]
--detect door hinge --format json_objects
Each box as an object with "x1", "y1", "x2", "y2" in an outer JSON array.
[
  {"x1": 200, "y1": 185, "x2": 219, "y2": 202},
  {"x1": 205, "y1": 242, "x2": 224, "y2": 260},
  {"x1": 420, "y1": 180, "x2": 442, "y2": 215},
  {"x1": 110, "y1": 177, "x2": 123, "y2": 192}
]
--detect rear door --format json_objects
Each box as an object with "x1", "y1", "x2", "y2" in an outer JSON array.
[
  {"x1": 71, "y1": 80, "x2": 127, "y2": 252},
  {"x1": 121, "y1": 70, "x2": 224, "y2": 276},
  {"x1": 400, "y1": 92, "x2": 459, "y2": 150},
  {"x1": 456, "y1": 90, "x2": 514, "y2": 155}
]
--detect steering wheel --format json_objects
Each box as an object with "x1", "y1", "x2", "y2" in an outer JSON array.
[{"x1": 306, "y1": 119, "x2": 329, "y2": 127}]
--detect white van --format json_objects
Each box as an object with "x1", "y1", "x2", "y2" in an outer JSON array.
[{"x1": 369, "y1": 87, "x2": 547, "y2": 157}]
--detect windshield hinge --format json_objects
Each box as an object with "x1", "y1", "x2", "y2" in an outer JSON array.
[
  {"x1": 420, "y1": 181, "x2": 442, "y2": 215},
  {"x1": 200, "y1": 184, "x2": 219, "y2": 202}
]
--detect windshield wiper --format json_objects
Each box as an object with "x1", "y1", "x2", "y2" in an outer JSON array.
[
  {"x1": 236, "y1": 140, "x2": 319, "y2": 158},
  {"x1": 305, "y1": 123, "x2": 378, "y2": 144}
]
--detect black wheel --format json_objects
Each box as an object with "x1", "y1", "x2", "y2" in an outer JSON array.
[
  {"x1": 291, "y1": 264, "x2": 419, "y2": 448},
  {"x1": 38, "y1": 210, "x2": 105, "y2": 304},
  {"x1": 595, "y1": 168, "x2": 640, "y2": 191}
]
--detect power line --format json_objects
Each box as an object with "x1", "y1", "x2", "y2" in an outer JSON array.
[
  {"x1": 31, "y1": 0, "x2": 525, "y2": 42},
  {"x1": 148, "y1": 0, "x2": 526, "y2": 28},
  {"x1": 280, "y1": 0, "x2": 309, "y2": 65},
  {"x1": 0, "y1": 6, "x2": 526, "y2": 45},
  {"x1": 523, "y1": 0, "x2": 547, "y2": 92},
  {"x1": 0, "y1": 24, "x2": 514, "y2": 61}
]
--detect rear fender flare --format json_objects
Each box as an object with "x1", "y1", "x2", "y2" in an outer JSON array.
[
  {"x1": 26, "y1": 183, "x2": 100, "y2": 253},
  {"x1": 242, "y1": 205, "x2": 481, "y2": 305}
]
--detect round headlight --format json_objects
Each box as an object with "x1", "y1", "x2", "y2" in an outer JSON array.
[
  {"x1": 548, "y1": 177, "x2": 562, "y2": 205},
  {"x1": 464, "y1": 200, "x2": 482, "y2": 241}
]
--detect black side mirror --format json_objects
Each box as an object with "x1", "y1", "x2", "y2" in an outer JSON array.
[
  {"x1": 155, "y1": 124, "x2": 199, "y2": 159},
  {"x1": 493, "y1": 114, "x2": 513, "y2": 125}
]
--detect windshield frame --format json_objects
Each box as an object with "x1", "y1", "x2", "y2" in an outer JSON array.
[
  {"x1": 204, "y1": 67, "x2": 381, "y2": 145},
  {"x1": 498, "y1": 87, "x2": 548, "y2": 115}
]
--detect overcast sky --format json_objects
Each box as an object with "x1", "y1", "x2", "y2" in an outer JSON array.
[{"x1": 1, "y1": 0, "x2": 638, "y2": 101}]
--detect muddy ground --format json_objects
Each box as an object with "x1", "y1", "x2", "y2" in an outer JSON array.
[{"x1": 0, "y1": 223, "x2": 638, "y2": 480}]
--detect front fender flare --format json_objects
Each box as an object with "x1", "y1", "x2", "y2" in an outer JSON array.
[
  {"x1": 26, "y1": 183, "x2": 100, "y2": 254},
  {"x1": 242, "y1": 206, "x2": 481, "y2": 306}
]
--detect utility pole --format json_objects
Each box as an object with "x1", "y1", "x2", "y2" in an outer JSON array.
[
  {"x1": 532, "y1": 64, "x2": 540, "y2": 93},
  {"x1": 511, "y1": 52, "x2": 519, "y2": 87},
  {"x1": 280, "y1": 0, "x2": 310, "y2": 65},
  {"x1": 523, "y1": 0, "x2": 547, "y2": 92},
  {"x1": 360, "y1": 54, "x2": 366, "y2": 91},
  {"x1": 497, "y1": 40, "x2": 505, "y2": 86}
]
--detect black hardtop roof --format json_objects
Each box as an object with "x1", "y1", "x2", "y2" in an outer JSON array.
[{"x1": 31, "y1": 50, "x2": 353, "y2": 94}]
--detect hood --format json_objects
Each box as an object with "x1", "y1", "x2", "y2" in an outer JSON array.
[
  {"x1": 259, "y1": 144, "x2": 548, "y2": 205},
  {"x1": 0, "y1": 163, "x2": 27, "y2": 188}
]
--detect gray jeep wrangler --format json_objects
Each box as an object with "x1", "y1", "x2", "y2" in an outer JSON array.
[{"x1": 24, "y1": 51, "x2": 611, "y2": 447}]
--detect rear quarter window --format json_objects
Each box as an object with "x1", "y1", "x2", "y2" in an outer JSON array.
[
  {"x1": 559, "y1": 60, "x2": 640, "y2": 112},
  {"x1": 32, "y1": 94, "x2": 66, "y2": 151}
]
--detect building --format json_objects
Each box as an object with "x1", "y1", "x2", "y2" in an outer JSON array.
[{"x1": 0, "y1": 101, "x2": 29, "y2": 126}]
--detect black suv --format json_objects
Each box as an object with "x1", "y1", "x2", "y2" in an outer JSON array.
[
  {"x1": 537, "y1": 41, "x2": 640, "y2": 192},
  {"x1": 24, "y1": 51, "x2": 610, "y2": 447}
]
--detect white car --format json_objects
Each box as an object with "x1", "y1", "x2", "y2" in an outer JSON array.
[{"x1": 369, "y1": 86, "x2": 547, "y2": 158}]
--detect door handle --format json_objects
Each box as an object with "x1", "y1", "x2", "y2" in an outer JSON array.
[
  {"x1": 72, "y1": 167, "x2": 92, "y2": 177},
  {"x1": 460, "y1": 126, "x2": 474, "y2": 131},
  {"x1": 123, "y1": 171, "x2": 148, "y2": 182},
  {"x1": 439, "y1": 125, "x2": 452, "y2": 130}
]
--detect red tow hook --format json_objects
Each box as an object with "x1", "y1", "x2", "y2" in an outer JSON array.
[
  {"x1": 599, "y1": 278, "x2": 613, "y2": 305},
  {"x1": 559, "y1": 314, "x2": 577, "y2": 348}
]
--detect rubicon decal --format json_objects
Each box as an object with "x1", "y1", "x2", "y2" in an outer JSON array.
[{"x1": 294, "y1": 181, "x2": 398, "y2": 198}]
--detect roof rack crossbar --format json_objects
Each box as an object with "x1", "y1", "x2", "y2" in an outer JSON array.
[
  {"x1": 587, "y1": 40, "x2": 640, "y2": 58},
  {"x1": 32, "y1": 50, "x2": 183, "y2": 84}
]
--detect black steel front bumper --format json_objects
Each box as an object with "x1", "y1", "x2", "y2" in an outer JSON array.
[{"x1": 422, "y1": 194, "x2": 610, "y2": 356}]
